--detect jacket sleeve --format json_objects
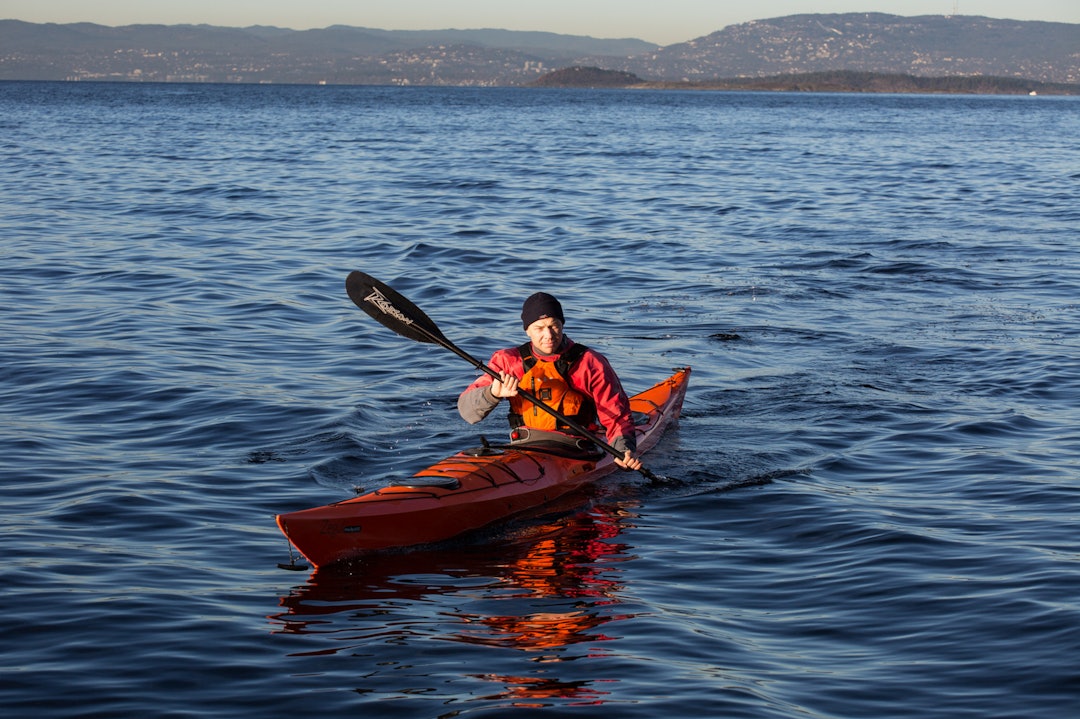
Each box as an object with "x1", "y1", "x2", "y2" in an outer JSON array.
[
  {"x1": 573, "y1": 350, "x2": 637, "y2": 454},
  {"x1": 458, "y1": 383, "x2": 500, "y2": 424},
  {"x1": 457, "y1": 349, "x2": 519, "y2": 425}
]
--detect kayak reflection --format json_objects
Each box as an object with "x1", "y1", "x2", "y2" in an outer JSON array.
[
  {"x1": 273, "y1": 494, "x2": 639, "y2": 661},
  {"x1": 469, "y1": 672, "x2": 611, "y2": 707}
]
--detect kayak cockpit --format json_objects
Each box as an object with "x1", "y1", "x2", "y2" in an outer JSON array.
[{"x1": 388, "y1": 475, "x2": 462, "y2": 490}]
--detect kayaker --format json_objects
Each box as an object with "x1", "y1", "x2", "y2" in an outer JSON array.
[{"x1": 458, "y1": 292, "x2": 643, "y2": 471}]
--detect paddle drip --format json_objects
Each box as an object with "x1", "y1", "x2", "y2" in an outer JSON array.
[{"x1": 277, "y1": 535, "x2": 309, "y2": 571}]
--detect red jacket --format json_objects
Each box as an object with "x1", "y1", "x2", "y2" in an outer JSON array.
[{"x1": 458, "y1": 338, "x2": 636, "y2": 452}]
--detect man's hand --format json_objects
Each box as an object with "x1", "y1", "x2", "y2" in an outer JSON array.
[
  {"x1": 489, "y1": 371, "x2": 519, "y2": 399},
  {"x1": 615, "y1": 450, "x2": 642, "y2": 471}
]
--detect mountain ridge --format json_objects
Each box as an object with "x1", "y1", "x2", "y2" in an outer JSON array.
[
  {"x1": 1, "y1": 14, "x2": 1076, "y2": 86},
  {"x1": 600, "y1": 13, "x2": 1078, "y2": 84}
]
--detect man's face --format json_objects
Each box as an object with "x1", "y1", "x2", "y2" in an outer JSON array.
[{"x1": 525, "y1": 317, "x2": 564, "y2": 355}]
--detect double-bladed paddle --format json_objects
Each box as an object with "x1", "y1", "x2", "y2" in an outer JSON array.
[{"x1": 345, "y1": 270, "x2": 661, "y2": 482}]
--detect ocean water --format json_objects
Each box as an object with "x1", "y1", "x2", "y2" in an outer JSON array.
[{"x1": 1, "y1": 81, "x2": 1078, "y2": 718}]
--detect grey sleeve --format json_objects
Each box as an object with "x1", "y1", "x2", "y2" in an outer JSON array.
[
  {"x1": 610, "y1": 433, "x2": 637, "y2": 455},
  {"x1": 457, "y1": 385, "x2": 502, "y2": 424}
]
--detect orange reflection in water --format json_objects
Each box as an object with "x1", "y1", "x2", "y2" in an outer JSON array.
[
  {"x1": 470, "y1": 672, "x2": 613, "y2": 707},
  {"x1": 272, "y1": 496, "x2": 640, "y2": 705},
  {"x1": 444, "y1": 514, "x2": 635, "y2": 653}
]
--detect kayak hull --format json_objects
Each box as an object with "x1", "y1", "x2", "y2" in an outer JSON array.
[{"x1": 276, "y1": 366, "x2": 690, "y2": 568}]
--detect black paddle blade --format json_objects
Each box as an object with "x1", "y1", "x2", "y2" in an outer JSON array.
[{"x1": 345, "y1": 271, "x2": 449, "y2": 345}]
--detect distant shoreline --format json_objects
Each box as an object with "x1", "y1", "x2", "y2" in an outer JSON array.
[
  {"x1": 4, "y1": 71, "x2": 1078, "y2": 96},
  {"x1": 6, "y1": 16, "x2": 1077, "y2": 88},
  {"x1": 532, "y1": 67, "x2": 1080, "y2": 96}
]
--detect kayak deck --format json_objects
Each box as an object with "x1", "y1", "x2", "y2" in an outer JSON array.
[{"x1": 276, "y1": 366, "x2": 689, "y2": 568}]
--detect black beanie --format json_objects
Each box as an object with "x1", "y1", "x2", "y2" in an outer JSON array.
[{"x1": 521, "y1": 292, "x2": 565, "y2": 329}]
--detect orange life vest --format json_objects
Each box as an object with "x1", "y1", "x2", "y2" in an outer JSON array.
[{"x1": 508, "y1": 342, "x2": 595, "y2": 431}]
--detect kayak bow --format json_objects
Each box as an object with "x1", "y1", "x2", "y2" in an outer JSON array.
[{"x1": 276, "y1": 366, "x2": 689, "y2": 568}]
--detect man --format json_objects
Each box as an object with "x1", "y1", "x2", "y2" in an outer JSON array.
[{"x1": 457, "y1": 292, "x2": 642, "y2": 470}]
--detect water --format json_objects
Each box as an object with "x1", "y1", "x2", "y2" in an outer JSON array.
[{"x1": 2, "y1": 81, "x2": 1078, "y2": 718}]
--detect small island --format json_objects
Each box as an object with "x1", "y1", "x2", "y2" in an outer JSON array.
[{"x1": 529, "y1": 66, "x2": 645, "y2": 88}]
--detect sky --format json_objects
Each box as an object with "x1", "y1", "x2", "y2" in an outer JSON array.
[{"x1": 4, "y1": 1, "x2": 1078, "y2": 45}]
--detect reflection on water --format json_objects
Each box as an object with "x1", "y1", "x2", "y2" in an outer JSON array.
[
  {"x1": 271, "y1": 494, "x2": 639, "y2": 705},
  {"x1": 470, "y1": 672, "x2": 611, "y2": 707}
]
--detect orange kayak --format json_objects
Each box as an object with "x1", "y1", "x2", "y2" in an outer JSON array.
[{"x1": 276, "y1": 366, "x2": 690, "y2": 568}]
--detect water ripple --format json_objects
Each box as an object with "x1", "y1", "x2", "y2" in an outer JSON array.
[{"x1": 2, "y1": 83, "x2": 1078, "y2": 719}]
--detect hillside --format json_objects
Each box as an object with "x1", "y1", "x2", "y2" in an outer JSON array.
[
  {"x1": 605, "y1": 14, "x2": 1078, "y2": 84},
  {"x1": 0, "y1": 14, "x2": 1076, "y2": 86},
  {"x1": 0, "y1": 20, "x2": 655, "y2": 84}
]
